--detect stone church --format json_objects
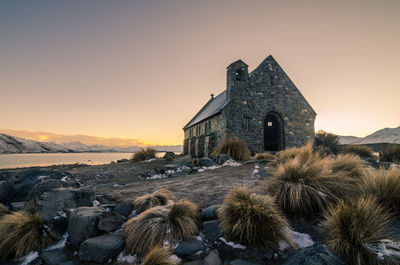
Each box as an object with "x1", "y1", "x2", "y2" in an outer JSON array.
[{"x1": 183, "y1": 55, "x2": 316, "y2": 158}]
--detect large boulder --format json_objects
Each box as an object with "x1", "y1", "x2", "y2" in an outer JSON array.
[
  {"x1": 98, "y1": 211, "x2": 126, "y2": 232},
  {"x1": 24, "y1": 179, "x2": 68, "y2": 210},
  {"x1": 203, "y1": 220, "x2": 223, "y2": 243},
  {"x1": 68, "y1": 206, "x2": 105, "y2": 248},
  {"x1": 0, "y1": 180, "x2": 16, "y2": 203},
  {"x1": 34, "y1": 187, "x2": 95, "y2": 222},
  {"x1": 202, "y1": 205, "x2": 220, "y2": 220},
  {"x1": 283, "y1": 245, "x2": 344, "y2": 265},
  {"x1": 113, "y1": 202, "x2": 134, "y2": 217},
  {"x1": 78, "y1": 234, "x2": 124, "y2": 263},
  {"x1": 175, "y1": 239, "x2": 205, "y2": 256}
]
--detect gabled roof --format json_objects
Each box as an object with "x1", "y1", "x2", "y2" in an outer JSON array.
[{"x1": 183, "y1": 91, "x2": 228, "y2": 129}]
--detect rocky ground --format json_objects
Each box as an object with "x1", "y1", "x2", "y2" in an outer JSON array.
[{"x1": 0, "y1": 154, "x2": 398, "y2": 265}]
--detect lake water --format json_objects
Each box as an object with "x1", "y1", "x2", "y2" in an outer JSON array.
[{"x1": 0, "y1": 152, "x2": 169, "y2": 169}]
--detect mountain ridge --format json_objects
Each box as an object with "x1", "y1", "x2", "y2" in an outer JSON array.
[{"x1": 339, "y1": 126, "x2": 400, "y2": 145}]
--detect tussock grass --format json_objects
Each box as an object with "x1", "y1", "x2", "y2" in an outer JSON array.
[
  {"x1": 261, "y1": 157, "x2": 357, "y2": 216},
  {"x1": 274, "y1": 142, "x2": 317, "y2": 165},
  {"x1": 141, "y1": 246, "x2": 174, "y2": 265},
  {"x1": 314, "y1": 130, "x2": 340, "y2": 155},
  {"x1": 329, "y1": 154, "x2": 369, "y2": 179},
  {"x1": 132, "y1": 148, "x2": 157, "y2": 162},
  {"x1": 361, "y1": 167, "x2": 400, "y2": 215},
  {"x1": 341, "y1": 144, "x2": 375, "y2": 159},
  {"x1": 380, "y1": 145, "x2": 400, "y2": 163},
  {"x1": 217, "y1": 186, "x2": 294, "y2": 249},
  {"x1": 134, "y1": 188, "x2": 174, "y2": 213},
  {"x1": 320, "y1": 196, "x2": 393, "y2": 265},
  {"x1": 0, "y1": 211, "x2": 60, "y2": 259},
  {"x1": 212, "y1": 135, "x2": 251, "y2": 161},
  {"x1": 254, "y1": 152, "x2": 275, "y2": 161},
  {"x1": 122, "y1": 200, "x2": 199, "y2": 257},
  {"x1": 0, "y1": 203, "x2": 9, "y2": 217}
]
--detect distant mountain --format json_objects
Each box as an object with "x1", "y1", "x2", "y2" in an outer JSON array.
[
  {"x1": 339, "y1": 126, "x2": 400, "y2": 145},
  {"x1": 0, "y1": 133, "x2": 182, "y2": 154}
]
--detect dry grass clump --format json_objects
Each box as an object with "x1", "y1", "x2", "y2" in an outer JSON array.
[
  {"x1": 261, "y1": 157, "x2": 356, "y2": 216},
  {"x1": 132, "y1": 148, "x2": 157, "y2": 162},
  {"x1": 254, "y1": 152, "x2": 275, "y2": 161},
  {"x1": 380, "y1": 145, "x2": 400, "y2": 163},
  {"x1": 122, "y1": 200, "x2": 199, "y2": 257},
  {"x1": 0, "y1": 203, "x2": 9, "y2": 217},
  {"x1": 361, "y1": 167, "x2": 400, "y2": 215},
  {"x1": 314, "y1": 130, "x2": 340, "y2": 155},
  {"x1": 217, "y1": 186, "x2": 294, "y2": 249},
  {"x1": 141, "y1": 246, "x2": 175, "y2": 265},
  {"x1": 0, "y1": 211, "x2": 60, "y2": 259},
  {"x1": 134, "y1": 188, "x2": 174, "y2": 213},
  {"x1": 341, "y1": 144, "x2": 375, "y2": 159},
  {"x1": 274, "y1": 142, "x2": 317, "y2": 165},
  {"x1": 320, "y1": 196, "x2": 393, "y2": 265},
  {"x1": 329, "y1": 154, "x2": 369, "y2": 179},
  {"x1": 212, "y1": 135, "x2": 251, "y2": 161}
]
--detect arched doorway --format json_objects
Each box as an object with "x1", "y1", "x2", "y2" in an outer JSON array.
[{"x1": 264, "y1": 112, "x2": 283, "y2": 151}]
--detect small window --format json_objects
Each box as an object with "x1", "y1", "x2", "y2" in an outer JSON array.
[
  {"x1": 243, "y1": 116, "x2": 250, "y2": 131},
  {"x1": 268, "y1": 122, "x2": 273, "y2": 127}
]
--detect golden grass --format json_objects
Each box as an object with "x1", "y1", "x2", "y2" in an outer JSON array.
[
  {"x1": 0, "y1": 203, "x2": 9, "y2": 217},
  {"x1": 122, "y1": 200, "x2": 199, "y2": 257},
  {"x1": 274, "y1": 142, "x2": 317, "y2": 165},
  {"x1": 254, "y1": 152, "x2": 275, "y2": 161},
  {"x1": 320, "y1": 196, "x2": 393, "y2": 265},
  {"x1": 132, "y1": 148, "x2": 157, "y2": 162},
  {"x1": 261, "y1": 157, "x2": 357, "y2": 216},
  {"x1": 341, "y1": 145, "x2": 375, "y2": 159},
  {"x1": 134, "y1": 188, "x2": 174, "y2": 213},
  {"x1": 361, "y1": 167, "x2": 400, "y2": 215},
  {"x1": 212, "y1": 135, "x2": 251, "y2": 161},
  {"x1": 380, "y1": 145, "x2": 400, "y2": 163},
  {"x1": 329, "y1": 154, "x2": 369, "y2": 179},
  {"x1": 217, "y1": 186, "x2": 294, "y2": 250},
  {"x1": 0, "y1": 211, "x2": 60, "y2": 259},
  {"x1": 141, "y1": 246, "x2": 175, "y2": 265}
]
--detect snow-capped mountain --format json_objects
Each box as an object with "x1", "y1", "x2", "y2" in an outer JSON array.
[
  {"x1": 339, "y1": 126, "x2": 400, "y2": 145},
  {"x1": 0, "y1": 133, "x2": 182, "y2": 154}
]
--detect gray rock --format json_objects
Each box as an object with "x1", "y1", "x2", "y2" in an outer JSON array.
[
  {"x1": 215, "y1": 154, "x2": 232, "y2": 165},
  {"x1": 283, "y1": 245, "x2": 344, "y2": 265},
  {"x1": 24, "y1": 179, "x2": 67, "y2": 210},
  {"x1": 39, "y1": 249, "x2": 68, "y2": 265},
  {"x1": 35, "y1": 187, "x2": 95, "y2": 222},
  {"x1": 230, "y1": 259, "x2": 260, "y2": 265},
  {"x1": 98, "y1": 211, "x2": 126, "y2": 232},
  {"x1": 264, "y1": 249, "x2": 274, "y2": 260},
  {"x1": 68, "y1": 206, "x2": 105, "y2": 248},
  {"x1": 10, "y1": 201, "x2": 25, "y2": 211},
  {"x1": 0, "y1": 180, "x2": 16, "y2": 203},
  {"x1": 202, "y1": 205, "x2": 220, "y2": 220},
  {"x1": 175, "y1": 239, "x2": 205, "y2": 256},
  {"x1": 113, "y1": 202, "x2": 134, "y2": 217},
  {"x1": 183, "y1": 261, "x2": 202, "y2": 265},
  {"x1": 203, "y1": 220, "x2": 223, "y2": 243},
  {"x1": 117, "y1": 158, "x2": 129, "y2": 163},
  {"x1": 204, "y1": 250, "x2": 221, "y2": 265},
  {"x1": 163, "y1": 152, "x2": 176, "y2": 161},
  {"x1": 79, "y1": 233, "x2": 124, "y2": 263},
  {"x1": 198, "y1": 157, "x2": 216, "y2": 167}
]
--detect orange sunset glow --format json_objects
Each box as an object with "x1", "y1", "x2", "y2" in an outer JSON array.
[{"x1": 1, "y1": 1, "x2": 399, "y2": 146}]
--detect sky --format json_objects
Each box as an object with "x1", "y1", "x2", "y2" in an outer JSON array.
[{"x1": 0, "y1": 0, "x2": 399, "y2": 146}]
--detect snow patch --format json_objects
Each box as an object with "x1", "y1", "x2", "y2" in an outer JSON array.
[
  {"x1": 19, "y1": 251, "x2": 38, "y2": 265},
  {"x1": 37, "y1": 175, "x2": 48, "y2": 180},
  {"x1": 44, "y1": 232, "x2": 68, "y2": 251},
  {"x1": 279, "y1": 228, "x2": 314, "y2": 251},
  {"x1": 169, "y1": 254, "x2": 181, "y2": 264},
  {"x1": 61, "y1": 176, "x2": 68, "y2": 182},
  {"x1": 367, "y1": 239, "x2": 400, "y2": 260},
  {"x1": 142, "y1": 158, "x2": 157, "y2": 163},
  {"x1": 223, "y1": 159, "x2": 241, "y2": 167},
  {"x1": 116, "y1": 251, "x2": 137, "y2": 263},
  {"x1": 219, "y1": 237, "x2": 247, "y2": 249},
  {"x1": 92, "y1": 200, "x2": 100, "y2": 207}
]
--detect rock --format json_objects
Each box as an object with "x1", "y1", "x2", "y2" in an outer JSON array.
[
  {"x1": 117, "y1": 158, "x2": 129, "y2": 163},
  {"x1": 39, "y1": 249, "x2": 68, "y2": 265},
  {"x1": 202, "y1": 205, "x2": 220, "y2": 220},
  {"x1": 203, "y1": 220, "x2": 223, "y2": 243},
  {"x1": 10, "y1": 201, "x2": 25, "y2": 211},
  {"x1": 0, "y1": 180, "x2": 16, "y2": 203},
  {"x1": 175, "y1": 239, "x2": 205, "y2": 256},
  {"x1": 264, "y1": 249, "x2": 274, "y2": 261},
  {"x1": 155, "y1": 164, "x2": 179, "y2": 174},
  {"x1": 163, "y1": 152, "x2": 176, "y2": 161},
  {"x1": 230, "y1": 259, "x2": 260, "y2": 265},
  {"x1": 198, "y1": 157, "x2": 216, "y2": 167},
  {"x1": 35, "y1": 187, "x2": 95, "y2": 222},
  {"x1": 283, "y1": 245, "x2": 344, "y2": 265},
  {"x1": 24, "y1": 179, "x2": 67, "y2": 210},
  {"x1": 214, "y1": 154, "x2": 232, "y2": 165},
  {"x1": 68, "y1": 206, "x2": 105, "y2": 248},
  {"x1": 59, "y1": 262, "x2": 73, "y2": 265},
  {"x1": 113, "y1": 202, "x2": 134, "y2": 217},
  {"x1": 78, "y1": 233, "x2": 124, "y2": 263},
  {"x1": 183, "y1": 260, "x2": 202, "y2": 265},
  {"x1": 98, "y1": 211, "x2": 126, "y2": 232},
  {"x1": 204, "y1": 250, "x2": 221, "y2": 265},
  {"x1": 170, "y1": 155, "x2": 192, "y2": 167}
]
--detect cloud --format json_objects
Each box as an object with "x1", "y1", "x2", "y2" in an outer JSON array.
[{"x1": 0, "y1": 129, "x2": 148, "y2": 147}]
